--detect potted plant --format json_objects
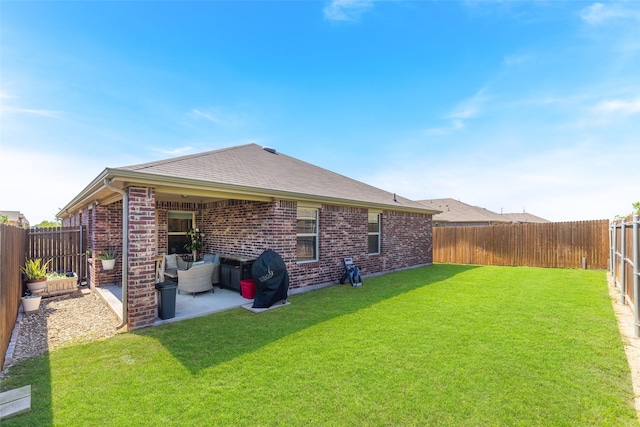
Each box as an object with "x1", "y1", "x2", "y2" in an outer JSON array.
[
  {"x1": 21, "y1": 290, "x2": 42, "y2": 314},
  {"x1": 98, "y1": 249, "x2": 117, "y2": 270},
  {"x1": 46, "y1": 271, "x2": 78, "y2": 296},
  {"x1": 184, "y1": 227, "x2": 203, "y2": 261},
  {"x1": 21, "y1": 258, "x2": 51, "y2": 295}
]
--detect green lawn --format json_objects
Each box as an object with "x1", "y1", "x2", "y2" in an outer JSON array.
[{"x1": 1, "y1": 264, "x2": 636, "y2": 426}]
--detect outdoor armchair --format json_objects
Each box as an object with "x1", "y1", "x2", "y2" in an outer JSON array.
[{"x1": 177, "y1": 263, "x2": 216, "y2": 297}]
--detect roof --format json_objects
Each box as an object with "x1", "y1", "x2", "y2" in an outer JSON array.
[
  {"x1": 417, "y1": 198, "x2": 549, "y2": 224},
  {"x1": 499, "y1": 212, "x2": 550, "y2": 224},
  {"x1": 417, "y1": 198, "x2": 508, "y2": 224},
  {"x1": 60, "y1": 144, "x2": 439, "y2": 216}
]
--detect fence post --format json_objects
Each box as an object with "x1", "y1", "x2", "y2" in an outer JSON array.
[
  {"x1": 634, "y1": 215, "x2": 639, "y2": 338},
  {"x1": 621, "y1": 219, "x2": 626, "y2": 305},
  {"x1": 610, "y1": 222, "x2": 614, "y2": 273},
  {"x1": 613, "y1": 222, "x2": 619, "y2": 292}
]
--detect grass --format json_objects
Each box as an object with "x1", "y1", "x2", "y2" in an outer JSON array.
[{"x1": 1, "y1": 264, "x2": 637, "y2": 426}]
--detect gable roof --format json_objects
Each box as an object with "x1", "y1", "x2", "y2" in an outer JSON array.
[
  {"x1": 499, "y1": 212, "x2": 550, "y2": 224},
  {"x1": 60, "y1": 144, "x2": 438, "y2": 216},
  {"x1": 417, "y1": 198, "x2": 550, "y2": 224},
  {"x1": 418, "y1": 198, "x2": 508, "y2": 224}
]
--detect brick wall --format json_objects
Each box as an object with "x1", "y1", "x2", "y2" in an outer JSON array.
[
  {"x1": 68, "y1": 190, "x2": 432, "y2": 329},
  {"x1": 126, "y1": 186, "x2": 157, "y2": 329}
]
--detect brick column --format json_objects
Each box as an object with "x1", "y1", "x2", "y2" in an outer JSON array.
[{"x1": 126, "y1": 186, "x2": 156, "y2": 329}]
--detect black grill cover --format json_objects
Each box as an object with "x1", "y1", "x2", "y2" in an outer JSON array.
[{"x1": 251, "y1": 250, "x2": 289, "y2": 309}]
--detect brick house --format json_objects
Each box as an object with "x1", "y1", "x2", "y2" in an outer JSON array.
[{"x1": 59, "y1": 144, "x2": 439, "y2": 329}]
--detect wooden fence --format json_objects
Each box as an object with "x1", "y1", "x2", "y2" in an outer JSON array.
[
  {"x1": 610, "y1": 215, "x2": 639, "y2": 336},
  {"x1": 27, "y1": 227, "x2": 86, "y2": 281},
  {"x1": 0, "y1": 224, "x2": 27, "y2": 371},
  {"x1": 433, "y1": 220, "x2": 609, "y2": 269}
]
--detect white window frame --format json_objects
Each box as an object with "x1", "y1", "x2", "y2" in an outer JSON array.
[
  {"x1": 368, "y1": 211, "x2": 381, "y2": 255},
  {"x1": 167, "y1": 211, "x2": 194, "y2": 254},
  {"x1": 297, "y1": 207, "x2": 319, "y2": 263}
]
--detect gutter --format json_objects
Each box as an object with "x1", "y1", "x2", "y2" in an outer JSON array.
[{"x1": 103, "y1": 178, "x2": 128, "y2": 329}]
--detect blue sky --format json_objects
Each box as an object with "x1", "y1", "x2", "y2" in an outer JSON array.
[{"x1": 1, "y1": 0, "x2": 639, "y2": 224}]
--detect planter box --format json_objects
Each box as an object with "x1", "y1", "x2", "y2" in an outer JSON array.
[{"x1": 46, "y1": 275, "x2": 78, "y2": 296}]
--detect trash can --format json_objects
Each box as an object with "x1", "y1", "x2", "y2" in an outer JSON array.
[
  {"x1": 240, "y1": 279, "x2": 256, "y2": 299},
  {"x1": 155, "y1": 281, "x2": 178, "y2": 320}
]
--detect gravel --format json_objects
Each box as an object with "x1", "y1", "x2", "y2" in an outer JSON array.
[{"x1": 2, "y1": 291, "x2": 121, "y2": 377}]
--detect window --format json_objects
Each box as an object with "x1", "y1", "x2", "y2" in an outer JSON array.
[
  {"x1": 167, "y1": 211, "x2": 193, "y2": 254},
  {"x1": 368, "y1": 212, "x2": 380, "y2": 254},
  {"x1": 297, "y1": 207, "x2": 318, "y2": 262}
]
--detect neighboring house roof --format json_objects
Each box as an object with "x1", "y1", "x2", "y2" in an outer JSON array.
[
  {"x1": 499, "y1": 212, "x2": 550, "y2": 224},
  {"x1": 59, "y1": 144, "x2": 439, "y2": 217},
  {"x1": 417, "y1": 198, "x2": 509, "y2": 225},
  {"x1": 0, "y1": 210, "x2": 30, "y2": 228},
  {"x1": 417, "y1": 198, "x2": 549, "y2": 225}
]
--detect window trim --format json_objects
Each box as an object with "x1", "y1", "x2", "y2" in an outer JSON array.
[
  {"x1": 297, "y1": 207, "x2": 319, "y2": 263},
  {"x1": 368, "y1": 211, "x2": 381, "y2": 255},
  {"x1": 167, "y1": 211, "x2": 194, "y2": 254}
]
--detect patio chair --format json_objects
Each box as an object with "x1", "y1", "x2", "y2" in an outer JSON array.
[
  {"x1": 164, "y1": 254, "x2": 192, "y2": 281},
  {"x1": 177, "y1": 263, "x2": 216, "y2": 297}
]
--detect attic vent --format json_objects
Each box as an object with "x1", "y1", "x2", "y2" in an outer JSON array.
[{"x1": 262, "y1": 146, "x2": 277, "y2": 154}]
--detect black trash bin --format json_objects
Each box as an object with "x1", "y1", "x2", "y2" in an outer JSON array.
[{"x1": 155, "y1": 281, "x2": 178, "y2": 320}]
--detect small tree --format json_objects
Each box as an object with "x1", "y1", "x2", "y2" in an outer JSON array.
[
  {"x1": 615, "y1": 202, "x2": 640, "y2": 220},
  {"x1": 34, "y1": 219, "x2": 62, "y2": 228}
]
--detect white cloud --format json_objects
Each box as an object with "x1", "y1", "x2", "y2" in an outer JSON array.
[
  {"x1": 503, "y1": 53, "x2": 535, "y2": 67},
  {"x1": 190, "y1": 108, "x2": 241, "y2": 127},
  {"x1": 581, "y1": 2, "x2": 640, "y2": 24},
  {"x1": 426, "y1": 88, "x2": 489, "y2": 135},
  {"x1": 593, "y1": 97, "x2": 640, "y2": 115},
  {"x1": 324, "y1": 0, "x2": 374, "y2": 22},
  {"x1": 153, "y1": 146, "x2": 195, "y2": 156},
  {"x1": 0, "y1": 106, "x2": 61, "y2": 118}
]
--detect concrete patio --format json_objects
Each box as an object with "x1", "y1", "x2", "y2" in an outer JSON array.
[{"x1": 95, "y1": 284, "x2": 252, "y2": 326}]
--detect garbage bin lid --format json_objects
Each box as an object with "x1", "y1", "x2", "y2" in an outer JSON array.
[{"x1": 155, "y1": 281, "x2": 177, "y2": 290}]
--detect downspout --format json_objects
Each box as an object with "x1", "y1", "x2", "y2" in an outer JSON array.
[{"x1": 104, "y1": 178, "x2": 128, "y2": 329}]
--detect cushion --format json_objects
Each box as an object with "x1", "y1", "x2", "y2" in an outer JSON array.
[
  {"x1": 203, "y1": 254, "x2": 215, "y2": 263},
  {"x1": 165, "y1": 254, "x2": 178, "y2": 270},
  {"x1": 213, "y1": 253, "x2": 221, "y2": 265},
  {"x1": 192, "y1": 261, "x2": 205, "y2": 266}
]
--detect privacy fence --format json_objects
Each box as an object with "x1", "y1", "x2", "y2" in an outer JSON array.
[
  {"x1": 0, "y1": 226, "x2": 86, "y2": 370},
  {"x1": 0, "y1": 224, "x2": 27, "y2": 371},
  {"x1": 433, "y1": 220, "x2": 609, "y2": 269},
  {"x1": 610, "y1": 215, "x2": 640, "y2": 337}
]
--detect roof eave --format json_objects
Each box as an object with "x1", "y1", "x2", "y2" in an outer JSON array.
[{"x1": 59, "y1": 168, "x2": 440, "y2": 217}]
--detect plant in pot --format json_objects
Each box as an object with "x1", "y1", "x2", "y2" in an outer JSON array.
[
  {"x1": 21, "y1": 258, "x2": 51, "y2": 295},
  {"x1": 46, "y1": 270, "x2": 78, "y2": 295},
  {"x1": 98, "y1": 249, "x2": 117, "y2": 270},
  {"x1": 184, "y1": 227, "x2": 203, "y2": 261},
  {"x1": 21, "y1": 289, "x2": 42, "y2": 314}
]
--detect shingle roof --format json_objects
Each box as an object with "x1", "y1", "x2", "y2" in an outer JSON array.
[
  {"x1": 115, "y1": 144, "x2": 434, "y2": 212},
  {"x1": 499, "y1": 212, "x2": 550, "y2": 223},
  {"x1": 417, "y1": 198, "x2": 549, "y2": 224},
  {"x1": 417, "y1": 198, "x2": 506, "y2": 223}
]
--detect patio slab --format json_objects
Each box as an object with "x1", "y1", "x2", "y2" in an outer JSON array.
[{"x1": 96, "y1": 284, "x2": 252, "y2": 326}]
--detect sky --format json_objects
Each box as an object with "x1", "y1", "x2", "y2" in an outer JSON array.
[{"x1": 1, "y1": 0, "x2": 639, "y2": 224}]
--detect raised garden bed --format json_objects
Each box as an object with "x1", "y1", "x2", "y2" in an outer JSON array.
[{"x1": 45, "y1": 273, "x2": 79, "y2": 297}]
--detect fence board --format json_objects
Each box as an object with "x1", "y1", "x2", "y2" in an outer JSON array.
[
  {"x1": 610, "y1": 215, "x2": 640, "y2": 336},
  {"x1": 0, "y1": 224, "x2": 27, "y2": 371},
  {"x1": 433, "y1": 220, "x2": 609, "y2": 269},
  {"x1": 26, "y1": 227, "x2": 86, "y2": 282}
]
